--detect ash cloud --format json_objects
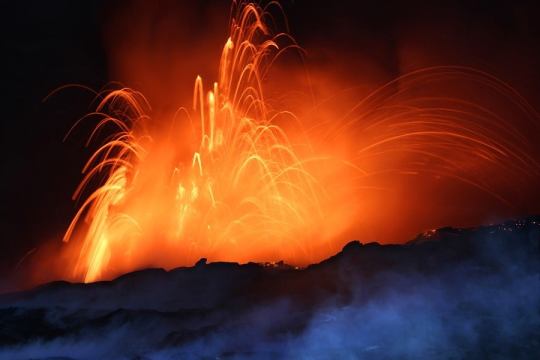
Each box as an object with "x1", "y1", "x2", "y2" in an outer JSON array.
[{"x1": 1, "y1": 218, "x2": 539, "y2": 359}]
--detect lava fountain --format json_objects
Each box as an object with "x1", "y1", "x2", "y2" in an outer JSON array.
[
  {"x1": 59, "y1": 1, "x2": 540, "y2": 283},
  {"x1": 63, "y1": 3, "x2": 336, "y2": 282}
]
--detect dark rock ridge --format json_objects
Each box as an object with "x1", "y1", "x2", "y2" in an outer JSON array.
[{"x1": 1, "y1": 216, "x2": 539, "y2": 359}]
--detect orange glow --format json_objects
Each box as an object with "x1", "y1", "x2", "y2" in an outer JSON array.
[{"x1": 58, "y1": 1, "x2": 539, "y2": 283}]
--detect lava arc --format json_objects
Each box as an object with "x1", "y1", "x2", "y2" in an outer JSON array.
[{"x1": 61, "y1": 1, "x2": 540, "y2": 283}]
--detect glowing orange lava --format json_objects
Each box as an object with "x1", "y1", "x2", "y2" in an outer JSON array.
[{"x1": 60, "y1": 1, "x2": 540, "y2": 283}]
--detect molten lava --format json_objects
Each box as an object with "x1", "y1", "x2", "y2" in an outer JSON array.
[{"x1": 60, "y1": 1, "x2": 540, "y2": 283}]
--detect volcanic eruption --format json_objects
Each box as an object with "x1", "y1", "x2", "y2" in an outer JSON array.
[
  {"x1": 56, "y1": 1, "x2": 540, "y2": 283},
  {"x1": 1, "y1": 1, "x2": 540, "y2": 358}
]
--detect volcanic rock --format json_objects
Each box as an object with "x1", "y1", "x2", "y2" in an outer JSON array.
[{"x1": 0, "y1": 217, "x2": 539, "y2": 359}]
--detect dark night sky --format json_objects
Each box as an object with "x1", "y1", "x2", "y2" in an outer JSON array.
[{"x1": 2, "y1": 0, "x2": 540, "y2": 281}]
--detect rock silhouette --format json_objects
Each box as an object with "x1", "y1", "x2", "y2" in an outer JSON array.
[{"x1": 1, "y1": 217, "x2": 539, "y2": 359}]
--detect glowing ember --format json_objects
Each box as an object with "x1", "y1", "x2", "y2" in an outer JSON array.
[{"x1": 61, "y1": 1, "x2": 539, "y2": 282}]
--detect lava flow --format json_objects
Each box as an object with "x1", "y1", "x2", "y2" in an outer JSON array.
[{"x1": 59, "y1": 1, "x2": 540, "y2": 283}]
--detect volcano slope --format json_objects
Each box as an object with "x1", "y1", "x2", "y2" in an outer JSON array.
[{"x1": 1, "y1": 217, "x2": 539, "y2": 359}]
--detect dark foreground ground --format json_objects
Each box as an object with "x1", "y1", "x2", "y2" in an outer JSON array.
[{"x1": 1, "y1": 217, "x2": 539, "y2": 359}]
